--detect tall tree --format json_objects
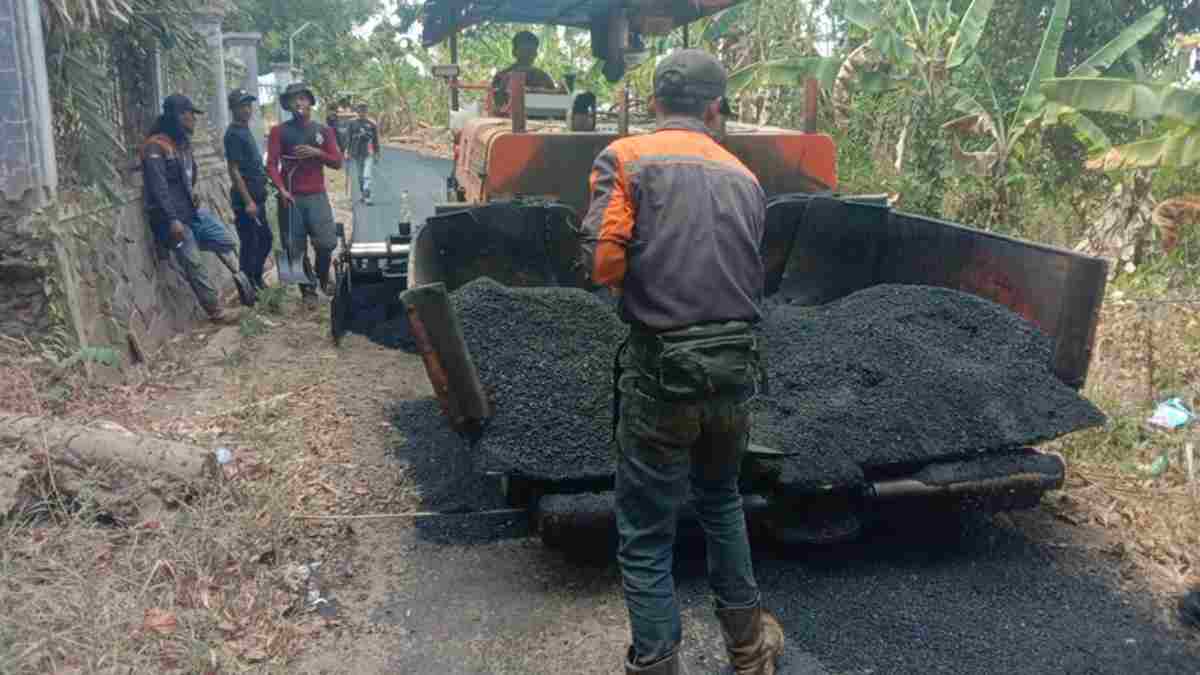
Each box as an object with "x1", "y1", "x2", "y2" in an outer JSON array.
[{"x1": 223, "y1": 0, "x2": 384, "y2": 97}]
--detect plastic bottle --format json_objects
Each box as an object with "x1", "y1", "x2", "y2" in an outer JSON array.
[{"x1": 398, "y1": 190, "x2": 412, "y2": 225}]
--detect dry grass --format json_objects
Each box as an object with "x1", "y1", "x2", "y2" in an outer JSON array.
[
  {"x1": 1047, "y1": 291, "x2": 1200, "y2": 609},
  {"x1": 0, "y1": 332, "x2": 336, "y2": 673}
]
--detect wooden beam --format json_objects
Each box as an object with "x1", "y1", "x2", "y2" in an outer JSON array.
[
  {"x1": 509, "y1": 70, "x2": 527, "y2": 133},
  {"x1": 804, "y1": 78, "x2": 818, "y2": 134}
]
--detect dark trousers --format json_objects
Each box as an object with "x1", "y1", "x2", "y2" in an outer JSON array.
[
  {"x1": 615, "y1": 339, "x2": 760, "y2": 664},
  {"x1": 233, "y1": 200, "x2": 272, "y2": 286}
]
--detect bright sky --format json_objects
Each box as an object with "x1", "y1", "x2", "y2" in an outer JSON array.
[{"x1": 353, "y1": 0, "x2": 421, "y2": 40}]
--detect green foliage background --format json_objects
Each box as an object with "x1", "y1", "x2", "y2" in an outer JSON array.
[{"x1": 219, "y1": 0, "x2": 1200, "y2": 279}]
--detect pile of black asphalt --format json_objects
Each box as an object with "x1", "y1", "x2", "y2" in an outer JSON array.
[
  {"x1": 450, "y1": 278, "x2": 624, "y2": 483},
  {"x1": 751, "y1": 284, "x2": 1106, "y2": 472},
  {"x1": 441, "y1": 279, "x2": 1104, "y2": 489}
]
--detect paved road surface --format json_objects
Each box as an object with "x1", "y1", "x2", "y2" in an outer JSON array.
[
  {"x1": 355, "y1": 509, "x2": 1199, "y2": 675},
  {"x1": 346, "y1": 147, "x2": 452, "y2": 243}
]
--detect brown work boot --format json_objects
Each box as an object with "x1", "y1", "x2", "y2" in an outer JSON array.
[
  {"x1": 716, "y1": 602, "x2": 785, "y2": 675},
  {"x1": 624, "y1": 647, "x2": 688, "y2": 675}
]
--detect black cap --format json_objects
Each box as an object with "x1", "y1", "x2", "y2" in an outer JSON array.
[
  {"x1": 654, "y1": 50, "x2": 730, "y2": 112},
  {"x1": 355, "y1": 103, "x2": 368, "y2": 112},
  {"x1": 163, "y1": 93, "x2": 204, "y2": 116},
  {"x1": 227, "y1": 88, "x2": 257, "y2": 108}
]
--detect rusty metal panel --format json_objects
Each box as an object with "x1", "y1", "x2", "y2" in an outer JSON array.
[
  {"x1": 408, "y1": 200, "x2": 583, "y2": 292},
  {"x1": 769, "y1": 196, "x2": 1109, "y2": 388},
  {"x1": 484, "y1": 133, "x2": 619, "y2": 213},
  {"x1": 724, "y1": 133, "x2": 837, "y2": 195},
  {"x1": 469, "y1": 128, "x2": 838, "y2": 215}
]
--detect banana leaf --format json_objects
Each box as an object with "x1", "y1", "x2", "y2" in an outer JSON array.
[
  {"x1": 1085, "y1": 127, "x2": 1200, "y2": 169},
  {"x1": 1070, "y1": 6, "x2": 1165, "y2": 77},
  {"x1": 1041, "y1": 77, "x2": 1200, "y2": 123},
  {"x1": 1012, "y1": 0, "x2": 1069, "y2": 144},
  {"x1": 844, "y1": 0, "x2": 881, "y2": 30},
  {"x1": 1060, "y1": 110, "x2": 1112, "y2": 151},
  {"x1": 728, "y1": 57, "x2": 843, "y2": 93},
  {"x1": 946, "y1": 0, "x2": 994, "y2": 69},
  {"x1": 702, "y1": 4, "x2": 747, "y2": 42}
]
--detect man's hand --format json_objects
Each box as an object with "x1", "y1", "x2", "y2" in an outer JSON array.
[
  {"x1": 294, "y1": 145, "x2": 323, "y2": 160},
  {"x1": 244, "y1": 201, "x2": 259, "y2": 218},
  {"x1": 169, "y1": 220, "x2": 186, "y2": 244},
  {"x1": 278, "y1": 191, "x2": 295, "y2": 207}
]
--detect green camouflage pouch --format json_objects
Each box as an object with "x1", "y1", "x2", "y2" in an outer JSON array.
[{"x1": 652, "y1": 321, "x2": 762, "y2": 400}]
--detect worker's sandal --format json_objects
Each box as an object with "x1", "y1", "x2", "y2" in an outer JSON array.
[
  {"x1": 624, "y1": 646, "x2": 688, "y2": 675},
  {"x1": 716, "y1": 602, "x2": 785, "y2": 675}
]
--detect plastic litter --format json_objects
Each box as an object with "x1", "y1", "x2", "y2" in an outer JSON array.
[
  {"x1": 1147, "y1": 398, "x2": 1193, "y2": 430},
  {"x1": 1140, "y1": 451, "x2": 1170, "y2": 478}
]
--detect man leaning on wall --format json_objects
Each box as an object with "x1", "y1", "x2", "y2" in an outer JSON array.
[{"x1": 141, "y1": 94, "x2": 257, "y2": 324}]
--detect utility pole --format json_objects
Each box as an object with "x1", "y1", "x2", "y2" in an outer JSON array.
[{"x1": 289, "y1": 21, "x2": 314, "y2": 75}]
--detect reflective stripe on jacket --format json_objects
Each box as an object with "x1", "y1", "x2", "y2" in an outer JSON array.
[
  {"x1": 140, "y1": 133, "x2": 198, "y2": 242},
  {"x1": 581, "y1": 117, "x2": 766, "y2": 330}
]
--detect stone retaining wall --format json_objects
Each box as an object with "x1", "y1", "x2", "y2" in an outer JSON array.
[{"x1": 0, "y1": 138, "x2": 243, "y2": 369}]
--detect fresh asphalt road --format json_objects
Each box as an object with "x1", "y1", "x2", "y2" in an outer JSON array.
[
  {"x1": 363, "y1": 509, "x2": 1200, "y2": 675},
  {"x1": 345, "y1": 146, "x2": 452, "y2": 243},
  {"x1": 338, "y1": 150, "x2": 1200, "y2": 674}
]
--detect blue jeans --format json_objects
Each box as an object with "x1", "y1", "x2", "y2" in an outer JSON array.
[
  {"x1": 615, "y1": 350, "x2": 760, "y2": 664},
  {"x1": 353, "y1": 155, "x2": 375, "y2": 194},
  {"x1": 170, "y1": 209, "x2": 240, "y2": 314}
]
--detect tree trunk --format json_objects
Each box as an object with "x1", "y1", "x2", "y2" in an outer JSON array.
[
  {"x1": 0, "y1": 414, "x2": 217, "y2": 480},
  {"x1": 1, "y1": 414, "x2": 217, "y2": 522}
]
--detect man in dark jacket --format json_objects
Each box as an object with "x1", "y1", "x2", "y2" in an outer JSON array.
[
  {"x1": 142, "y1": 93, "x2": 256, "y2": 323},
  {"x1": 581, "y1": 51, "x2": 784, "y2": 675},
  {"x1": 224, "y1": 89, "x2": 272, "y2": 289},
  {"x1": 344, "y1": 103, "x2": 381, "y2": 204},
  {"x1": 266, "y1": 82, "x2": 343, "y2": 305}
]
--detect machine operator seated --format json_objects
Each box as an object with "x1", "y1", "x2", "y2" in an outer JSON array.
[{"x1": 492, "y1": 31, "x2": 564, "y2": 111}]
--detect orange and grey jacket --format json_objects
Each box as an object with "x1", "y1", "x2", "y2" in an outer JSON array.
[
  {"x1": 141, "y1": 133, "x2": 198, "y2": 243},
  {"x1": 581, "y1": 117, "x2": 766, "y2": 330}
]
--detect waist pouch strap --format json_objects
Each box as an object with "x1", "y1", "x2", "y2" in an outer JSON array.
[
  {"x1": 633, "y1": 321, "x2": 763, "y2": 401},
  {"x1": 612, "y1": 336, "x2": 630, "y2": 440}
]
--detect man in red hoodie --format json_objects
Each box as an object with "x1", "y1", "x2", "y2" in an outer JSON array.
[{"x1": 266, "y1": 82, "x2": 343, "y2": 305}]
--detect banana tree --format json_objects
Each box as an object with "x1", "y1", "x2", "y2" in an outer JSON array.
[
  {"x1": 1040, "y1": 34, "x2": 1200, "y2": 170},
  {"x1": 828, "y1": 0, "x2": 995, "y2": 172},
  {"x1": 940, "y1": 1, "x2": 1165, "y2": 225},
  {"x1": 705, "y1": 0, "x2": 844, "y2": 125}
]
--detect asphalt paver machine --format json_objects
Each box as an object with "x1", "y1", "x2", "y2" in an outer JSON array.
[{"x1": 400, "y1": 0, "x2": 1109, "y2": 548}]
